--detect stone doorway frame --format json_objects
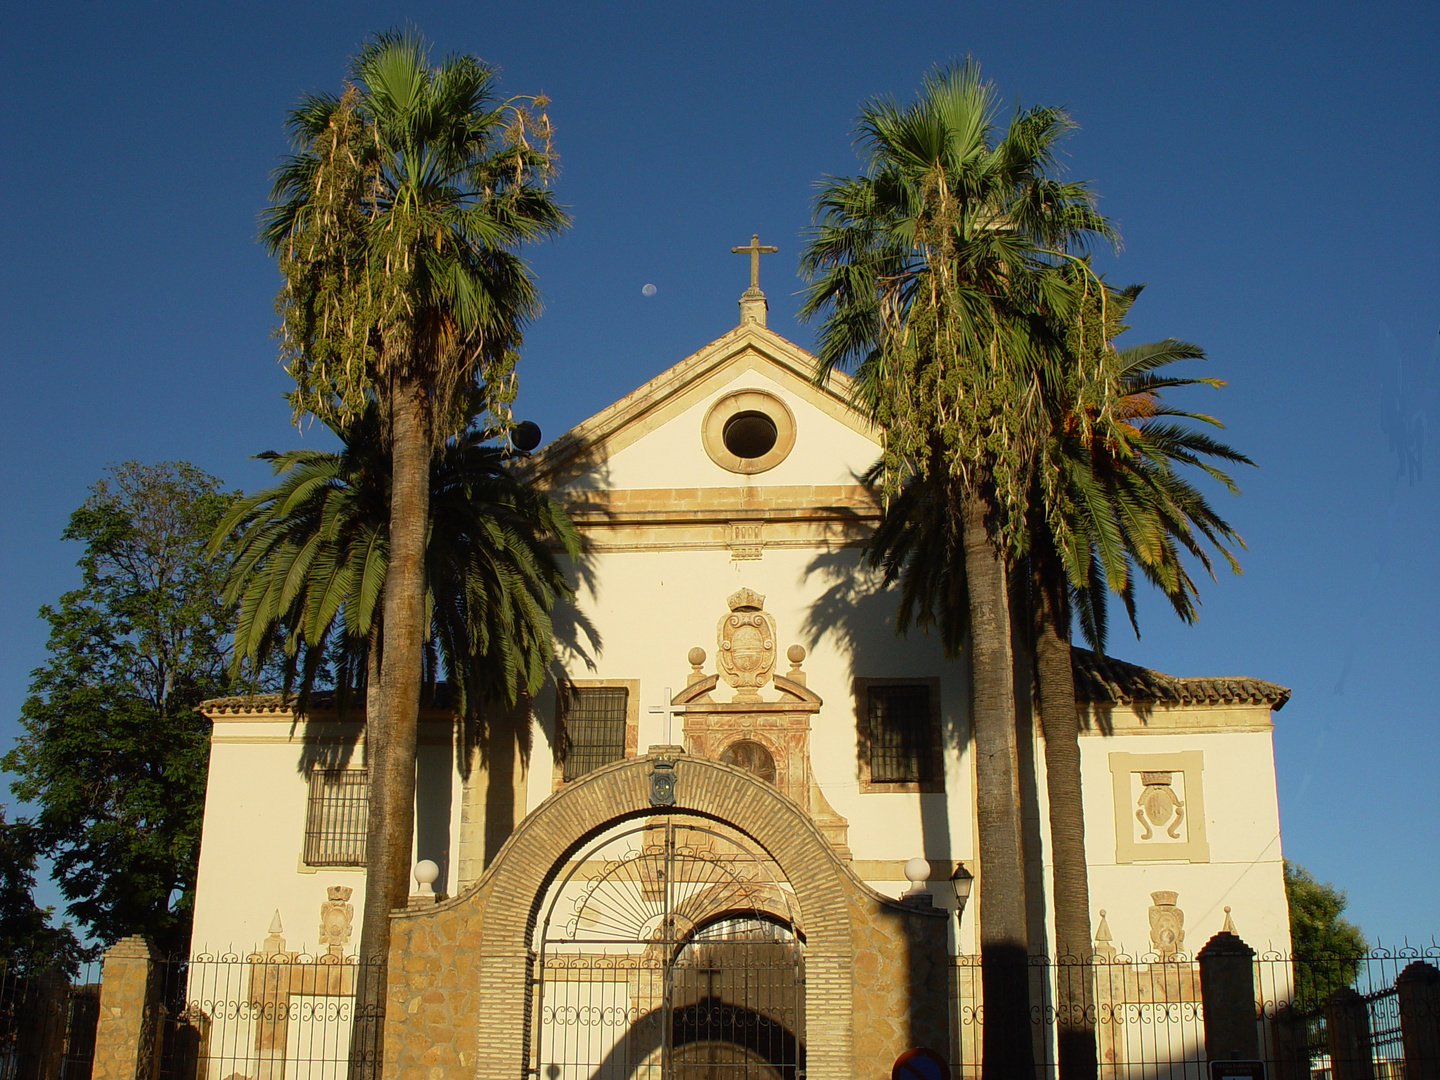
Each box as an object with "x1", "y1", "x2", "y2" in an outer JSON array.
[{"x1": 383, "y1": 752, "x2": 869, "y2": 1080}]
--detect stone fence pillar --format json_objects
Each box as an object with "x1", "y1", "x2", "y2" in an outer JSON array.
[
  {"x1": 1198, "y1": 930, "x2": 1259, "y2": 1061},
  {"x1": 1397, "y1": 961, "x2": 1440, "y2": 1080},
  {"x1": 92, "y1": 935, "x2": 161, "y2": 1080},
  {"x1": 1326, "y1": 987, "x2": 1374, "y2": 1080}
]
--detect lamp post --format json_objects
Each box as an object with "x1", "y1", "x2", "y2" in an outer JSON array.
[{"x1": 950, "y1": 862, "x2": 974, "y2": 919}]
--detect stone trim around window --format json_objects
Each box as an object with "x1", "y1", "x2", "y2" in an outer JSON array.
[
  {"x1": 1109, "y1": 750, "x2": 1210, "y2": 864},
  {"x1": 551, "y1": 679, "x2": 641, "y2": 790},
  {"x1": 701, "y1": 389, "x2": 797, "y2": 475},
  {"x1": 853, "y1": 677, "x2": 944, "y2": 793}
]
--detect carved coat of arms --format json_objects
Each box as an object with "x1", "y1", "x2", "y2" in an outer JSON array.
[
  {"x1": 319, "y1": 885, "x2": 354, "y2": 954},
  {"x1": 1136, "y1": 770, "x2": 1185, "y2": 841},
  {"x1": 1147, "y1": 890, "x2": 1185, "y2": 959},
  {"x1": 717, "y1": 588, "x2": 776, "y2": 702}
]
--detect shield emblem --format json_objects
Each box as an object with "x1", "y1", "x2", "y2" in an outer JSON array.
[{"x1": 717, "y1": 589, "x2": 777, "y2": 701}]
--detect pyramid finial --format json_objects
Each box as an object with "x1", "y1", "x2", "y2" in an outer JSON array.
[{"x1": 1222, "y1": 905, "x2": 1236, "y2": 934}]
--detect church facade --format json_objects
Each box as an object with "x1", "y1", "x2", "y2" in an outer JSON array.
[{"x1": 192, "y1": 271, "x2": 1292, "y2": 1080}]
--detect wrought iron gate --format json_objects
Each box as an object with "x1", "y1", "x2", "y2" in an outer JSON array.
[{"x1": 530, "y1": 817, "x2": 805, "y2": 1080}]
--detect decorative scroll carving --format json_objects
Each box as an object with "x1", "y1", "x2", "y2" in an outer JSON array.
[{"x1": 1136, "y1": 771, "x2": 1185, "y2": 840}]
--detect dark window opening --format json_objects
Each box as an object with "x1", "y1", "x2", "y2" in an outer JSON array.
[
  {"x1": 867, "y1": 684, "x2": 939, "y2": 784},
  {"x1": 304, "y1": 769, "x2": 368, "y2": 866},
  {"x1": 560, "y1": 686, "x2": 629, "y2": 780},
  {"x1": 722, "y1": 411, "x2": 778, "y2": 459}
]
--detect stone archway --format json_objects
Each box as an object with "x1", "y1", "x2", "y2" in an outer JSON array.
[{"x1": 380, "y1": 750, "x2": 948, "y2": 1080}]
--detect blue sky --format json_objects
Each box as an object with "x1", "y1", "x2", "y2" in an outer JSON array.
[{"x1": 2, "y1": 1, "x2": 1437, "y2": 943}]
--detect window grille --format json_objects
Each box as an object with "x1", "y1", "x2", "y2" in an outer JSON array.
[
  {"x1": 560, "y1": 686, "x2": 630, "y2": 781},
  {"x1": 867, "y1": 684, "x2": 938, "y2": 784},
  {"x1": 303, "y1": 769, "x2": 368, "y2": 866}
]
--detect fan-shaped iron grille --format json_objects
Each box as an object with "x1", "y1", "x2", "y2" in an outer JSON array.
[{"x1": 530, "y1": 817, "x2": 805, "y2": 1080}]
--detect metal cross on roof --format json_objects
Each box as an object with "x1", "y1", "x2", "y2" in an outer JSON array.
[{"x1": 731, "y1": 233, "x2": 778, "y2": 292}]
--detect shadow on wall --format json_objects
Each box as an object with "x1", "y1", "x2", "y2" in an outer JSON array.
[
  {"x1": 799, "y1": 543, "x2": 967, "y2": 862},
  {"x1": 800, "y1": 536, "x2": 969, "y2": 1054},
  {"x1": 468, "y1": 447, "x2": 609, "y2": 874},
  {"x1": 279, "y1": 450, "x2": 610, "y2": 892}
]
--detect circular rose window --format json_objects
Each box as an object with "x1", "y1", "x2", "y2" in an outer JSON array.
[{"x1": 701, "y1": 390, "x2": 795, "y2": 474}]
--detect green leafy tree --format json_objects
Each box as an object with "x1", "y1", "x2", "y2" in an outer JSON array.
[
  {"x1": 263, "y1": 29, "x2": 567, "y2": 1074},
  {"x1": 4, "y1": 462, "x2": 235, "y2": 957},
  {"x1": 1285, "y1": 860, "x2": 1367, "y2": 1010},
  {"x1": 0, "y1": 810, "x2": 84, "y2": 972},
  {"x1": 801, "y1": 63, "x2": 1113, "y2": 1078}
]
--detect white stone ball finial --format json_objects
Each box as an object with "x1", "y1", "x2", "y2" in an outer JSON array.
[
  {"x1": 414, "y1": 859, "x2": 440, "y2": 896},
  {"x1": 902, "y1": 856, "x2": 932, "y2": 899}
]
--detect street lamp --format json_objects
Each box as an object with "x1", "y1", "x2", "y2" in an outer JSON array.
[{"x1": 950, "y1": 862, "x2": 974, "y2": 918}]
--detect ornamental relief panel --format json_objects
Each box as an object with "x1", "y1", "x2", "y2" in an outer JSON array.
[
  {"x1": 673, "y1": 589, "x2": 851, "y2": 858},
  {"x1": 1109, "y1": 751, "x2": 1209, "y2": 863},
  {"x1": 716, "y1": 587, "x2": 776, "y2": 701}
]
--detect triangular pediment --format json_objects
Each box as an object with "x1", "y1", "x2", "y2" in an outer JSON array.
[{"x1": 524, "y1": 322, "x2": 878, "y2": 493}]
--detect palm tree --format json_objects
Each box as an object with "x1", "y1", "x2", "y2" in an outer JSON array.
[
  {"x1": 215, "y1": 395, "x2": 579, "y2": 726},
  {"x1": 864, "y1": 283, "x2": 1252, "y2": 1080},
  {"x1": 800, "y1": 63, "x2": 1114, "y2": 1078},
  {"x1": 1030, "y1": 285, "x2": 1252, "y2": 1077},
  {"x1": 262, "y1": 30, "x2": 567, "y2": 1077},
  {"x1": 215, "y1": 399, "x2": 577, "y2": 1078}
]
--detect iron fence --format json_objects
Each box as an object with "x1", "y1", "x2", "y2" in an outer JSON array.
[
  {"x1": 944, "y1": 944, "x2": 1440, "y2": 1080},
  {"x1": 154, "y1": 952, "x2": 381, "y2": 1080},
  {"x1": 0, "y1": 959, "x2": 102, "y2": 1080},
  {"x1": 0, "y1": 941, "x2": 1433, "y2": 1080}
]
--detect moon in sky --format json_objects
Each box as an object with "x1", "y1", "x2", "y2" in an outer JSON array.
[{"x1": 641, "y1": 283, "x2": 657, "y2": 297}]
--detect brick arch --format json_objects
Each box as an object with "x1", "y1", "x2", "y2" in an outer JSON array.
[{"x1": 382, "y1": 751, "x2": 859, "y2": 1080}]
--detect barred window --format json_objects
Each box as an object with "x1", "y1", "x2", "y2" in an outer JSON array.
[
  {"x1": 560, "y1": 686, "x2": 630, "y2": 781},
  {"x1": 859, "y1": 681, "x2": 942, "y2": 789},
  {"x1": 304, "y1": 769, "x2": 368, "y2": 866}
]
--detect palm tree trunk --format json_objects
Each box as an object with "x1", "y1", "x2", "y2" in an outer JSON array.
[
  {"x1": 961, "y1": 486, "x2": 1035, "y2": 1079},
  {"x1": 350, "y1": 376, "x2": 430, "y2": 1080},
  {"x1": 1033, "y1": 548, "x2": 1097, "y2": 1080}
]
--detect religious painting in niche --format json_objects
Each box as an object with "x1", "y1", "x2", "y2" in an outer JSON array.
[
  {"x1": 1109, "y1": 751, "x2": 1209, "y2": 863},
  {"x1": 719, "y1": 739, "x2": 777, "y2": 784}
]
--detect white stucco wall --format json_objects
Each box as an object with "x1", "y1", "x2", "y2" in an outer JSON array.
[
  {"x1": 530, "y1": 543, "x2": 976, "y2": 870},
  {"x1": 588, "y1": 366, "x2": 882, "y2": 492},
  {"x1": 191, "y1": 717, "x2": 463, "y2": 957},
  {"x1": 190, "y1": 323, "x2": 1291, "y2": 968},
  {"x1": 1073, "y1": 721, "x2": 1290, "y2": 958}
]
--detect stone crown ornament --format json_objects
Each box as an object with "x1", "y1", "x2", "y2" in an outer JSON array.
[{"x1": 717, "y1": 588, "x2": 777, "y2": 702}]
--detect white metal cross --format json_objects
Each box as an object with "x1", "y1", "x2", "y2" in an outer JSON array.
[{"x1": 647, "y1": 688, "x2": 687, "y2": 745}]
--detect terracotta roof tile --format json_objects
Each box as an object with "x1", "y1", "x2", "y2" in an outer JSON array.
[{"x1": 1072, "y1": 648, "x2": 1290, "y2": 710}]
